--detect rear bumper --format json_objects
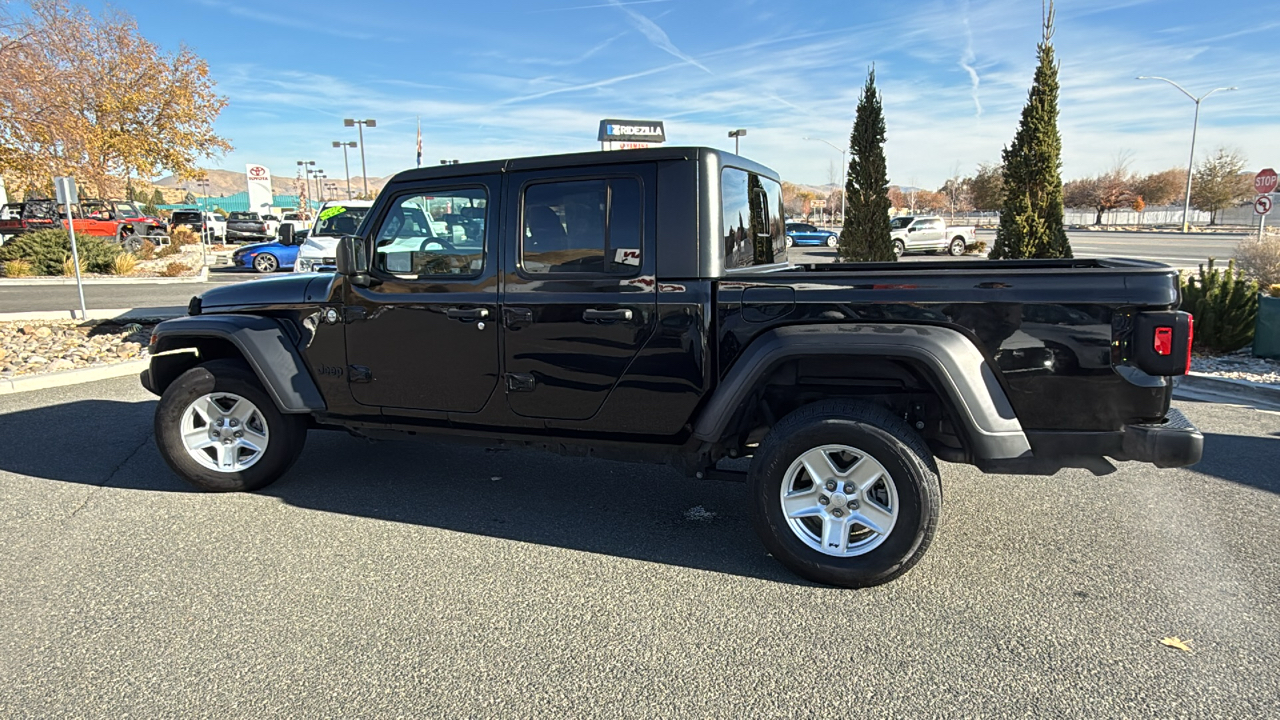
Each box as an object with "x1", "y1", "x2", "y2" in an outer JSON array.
[
  {"x1": 984, "y1": 408, "x2": 1203, "y2": 475},
  {"x1": 1119, "y1": 408, "x2": 1203, "y2": 468}
]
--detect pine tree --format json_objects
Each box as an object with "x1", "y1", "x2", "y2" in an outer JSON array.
[
  {"x1": 838, "y1": 66, "x2": 895, "y2": 262},
  {"x1": 989, "y1": 2, "x2": 1072, "y2": 260}
]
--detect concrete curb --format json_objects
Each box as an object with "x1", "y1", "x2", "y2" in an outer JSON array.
[
  {"x1": 0, "y1": 265, "x2": 208, "y2": 286},
  {"x1": 1175, "y1": 373, "x2": 1280, "y2": 409},
  {"x1": 0, "y1": 307, "x2": 187, "y2": 323},
  {"x1": 0, "y1": 359, "x2": 147, "y2": 395}
]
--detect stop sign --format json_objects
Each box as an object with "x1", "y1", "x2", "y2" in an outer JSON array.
[{"x1": 1257, "y1": 168, "x2": 1279, "y2": 195}]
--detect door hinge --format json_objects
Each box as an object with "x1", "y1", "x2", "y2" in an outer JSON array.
[
  {"x1": 348, "y1": 365, "x2": 373, "y2": 383},
  {"x1": 506, "y1": 373, "x2": 535, "y2": 392}
]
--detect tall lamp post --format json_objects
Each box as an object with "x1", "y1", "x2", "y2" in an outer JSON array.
[
  {"x1": 804, "y1": 136, "x2": 847, "y2": 226},
  {"x1": 296, "y1": 160, "x2": 315, "y2": 214},
  {"x1": 195, "y1": 177, "x2": 211, "y2": 250},
  {"x1": 728, "y1": 128, "x2": 746, "y2": 155},
  {"x1": 333, "y1": 141, "x2": 356, "y2": 199},
  {"x1": 315, "y1": 173, "x2": 328, "y2": 202},
  {"x1": 1137, "y1": 76, "x2": 1237, "y2": 232},
  {"x1": 343, "y1": 118, "x2": 377, "y2": 197}
]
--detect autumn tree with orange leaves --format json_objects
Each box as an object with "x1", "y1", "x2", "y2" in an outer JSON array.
[{"x1": 0, "y1": 0, "x2": 230, "y2": 197}]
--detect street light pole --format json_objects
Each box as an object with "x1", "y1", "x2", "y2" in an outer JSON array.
[
  {"x1": 1137, "y1": 76, "x2": 1237, "y2": 232},
  {"x1": 333, "y1": 141, "x2": 356, "y2": 199},
  {"x1": 804, "y1": 137, "x2": 847, "y2": 226},
  {"x1": 345, "y1": 119, "x2": 377, "y2": 197},
  {"x1": 296, "y1": 160, "x2": 316, "y2": 215},
  {"x1": 728, "y1": 129, "x2": 746, "y2": 155}
]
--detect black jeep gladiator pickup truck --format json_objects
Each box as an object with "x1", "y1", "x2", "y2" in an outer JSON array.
[{"x1": 141, "y1": 147, "x2": 1201, "y2": 587}]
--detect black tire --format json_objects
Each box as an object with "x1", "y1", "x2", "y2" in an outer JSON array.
[
  {"x1": 893, "y1": 239, "x2": 906, "y2": 257},
  {"x1": 749, "y1": 400, "x2": 941, "y2": 588},
  {"x1": 948, "y1": 236, "x2": 966, "y2": 256},
  {"x1": 154, "y1": 359, "x2": 307, "y2": 492}
]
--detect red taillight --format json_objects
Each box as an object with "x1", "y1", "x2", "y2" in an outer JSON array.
[{"x1": 1154, "y1": 327, "x2": 1173, "y2": 356}]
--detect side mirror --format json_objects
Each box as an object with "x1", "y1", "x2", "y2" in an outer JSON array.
[
  {"x1": 336, "y1": 235, "x2": 376, "y2": 288},
  {"x1": 278, "y1": 223, "x2": 294, "y2": 245}
]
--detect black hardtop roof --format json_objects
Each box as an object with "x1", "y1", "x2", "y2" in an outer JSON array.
[{"x1": 386, "y1": 146, "x2": 779, "y2": 186}]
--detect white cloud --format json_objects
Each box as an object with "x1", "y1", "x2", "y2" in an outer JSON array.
[{"x1": 608, "y1": 0, "x2": 711, "y2": 74}]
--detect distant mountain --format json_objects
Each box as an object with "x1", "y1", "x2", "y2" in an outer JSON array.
[{"x1": 152, "y1": 169, "x2": 390, "y2": 198}]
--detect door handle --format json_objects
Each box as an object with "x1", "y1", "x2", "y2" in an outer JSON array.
[
  {"x1": 446, "y1": 307, "x2": 489, "y2": 321},
  {"x1": 583, "y1": 308, "x2": 633, "y2": 322}
]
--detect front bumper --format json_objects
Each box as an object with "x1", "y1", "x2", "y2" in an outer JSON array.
[{"x1": 1119, "y1": 408, "x2": 1204, "y2": 468}]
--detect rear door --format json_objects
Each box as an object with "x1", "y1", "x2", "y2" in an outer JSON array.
[{"x1": 501, "y1": 164, "x2": 658, "y2": 421}]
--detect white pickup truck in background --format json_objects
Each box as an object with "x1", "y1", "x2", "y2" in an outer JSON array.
[{"x1": 889, "y1": 215, "x2": 976, "y2": 257}]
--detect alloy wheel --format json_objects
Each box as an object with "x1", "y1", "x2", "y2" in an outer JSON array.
[
  {"x1": 180, "y1": 392, "x2": 270, "y2": 472},
  {"x1": 778, "y1": 444, "x2": 899, "y2": 557}
]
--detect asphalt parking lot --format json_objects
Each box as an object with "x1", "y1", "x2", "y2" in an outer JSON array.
[{"x1": 1, "y1": 376, "x2": 1277, "y2": 717}]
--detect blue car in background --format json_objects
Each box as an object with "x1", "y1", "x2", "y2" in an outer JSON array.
[
  {"x1": 785, "y1": 222, "x2": 838, "y2": 248},
  {"x1": 232, "y1": 233, "x2": 304, "y2": 273}
]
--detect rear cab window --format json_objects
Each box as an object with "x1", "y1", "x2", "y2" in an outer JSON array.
[
  {"x1": 520, "y1": 177, "x2": 642, "y2": 275},
  {"x1": 722, "y1": 167, "x2": 786, "y2": 270}
]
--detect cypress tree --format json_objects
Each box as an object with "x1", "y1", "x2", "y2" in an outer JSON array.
[
  {"x1": 838, "y1": 66, "x2": 895, "y2": 262},
  {"x1": 989, "y1": 1, "x2": 1072, "y2": 260}
]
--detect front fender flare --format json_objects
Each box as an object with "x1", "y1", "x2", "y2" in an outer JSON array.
[
  {"x1": 150, "y1": 315, "x2": 325, "y2": 414},
  {"x1": 693, "y1": 324, "x2": 1030, "y2": 461}
]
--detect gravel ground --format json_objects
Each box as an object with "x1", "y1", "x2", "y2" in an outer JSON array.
[
  {"x1": 1193, "y1": 350, "x2": 1280, "y2": 385},
  {"x1": 0, "y1": 320, "x2": 151, "y2": 377}
]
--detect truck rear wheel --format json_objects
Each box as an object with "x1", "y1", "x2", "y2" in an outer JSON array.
[
  {"x1": 948, "y1": 236, "x2": 967, "y2": 256},
  {"x1": 748, "y1": 400, "x2": 941, "y2": 587},
  {"x1": 154, "y1": 359, "x2": 307, "y2": 492}
]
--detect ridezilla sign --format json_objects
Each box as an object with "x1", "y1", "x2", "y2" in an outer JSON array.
[{"x1": 598, "y1": 119, "x2": 666, "y2": 150}]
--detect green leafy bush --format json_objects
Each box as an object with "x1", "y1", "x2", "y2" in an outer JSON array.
[
  {"x1": 0, "y1": 229, "x2": 121, "y2": 276},
  {"x1": 1180, "y1": 258, "x2": 1259, "y2": 353}
]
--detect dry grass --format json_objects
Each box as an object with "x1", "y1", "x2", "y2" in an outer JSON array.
[
  {"x1": 2, "y1": 259, "x2": 34, "y2": 277},
  {"x1": 110, "y1": 253, "x2": 139, "y2": 276},
  {"x1": 169, "y1": 227, "x2": 199, "y2": 247},
  {"x1": 60, "y1": 254, "x2": 87, "y2": 277},
  {"x1": 136, "y1": 239, "x2": 156, "y2": 260},
  {"x1": 159, "y1": 260, "x2": 187, "y2": 277},
  {"x1": 1234, "y1": 236, "x2": 1280, "y2": 288},
  {"x1": 156, "y1": 243, "x2": 180, "y2": 259},
  {"x1": 967, "y1": 240, "x2": 989, "y2": 255}
]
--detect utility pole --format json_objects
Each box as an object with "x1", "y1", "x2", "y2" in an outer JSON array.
[{"x1": 1137, "y1": 76, "x2": 1237, "y2": 232}]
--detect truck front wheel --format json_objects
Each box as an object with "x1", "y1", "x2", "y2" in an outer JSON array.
[
  {"x1": 748, "y1": 400, "x2": 941, "y2": 587},
  {"x1": 154, "y1": 359, "x2": 307, "y2": 492}
]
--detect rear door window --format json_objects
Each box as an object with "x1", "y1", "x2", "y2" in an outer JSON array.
[
  {"x1": 722, "y1": 167, "x2": 786, "y2": 269},
  {"x1": 520, "y1": 177, "x2": 642, "y2": 275}
]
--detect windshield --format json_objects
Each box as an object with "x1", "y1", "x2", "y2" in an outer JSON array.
[
  {"x1": 313, "y1": 206, "x2": 370, "y2": 237},
  {"x1": 889, "y1": 217, "x2": 913, "y2": 229}
]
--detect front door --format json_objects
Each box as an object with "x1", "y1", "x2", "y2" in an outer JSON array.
[
  {"x1": 501, "y1": 165, "x2": 657, "y2": 421},
  {"x1": 344, "y1": 179, "x2": 501, "y2": 414}
]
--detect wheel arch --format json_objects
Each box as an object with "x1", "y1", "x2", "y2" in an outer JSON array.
[
  {"x1": 692, "y1": 324, "x2": 1030, "y2": 463},
  {"x1": 147, "y1": 315, "x2": 325, "y2": 414}
]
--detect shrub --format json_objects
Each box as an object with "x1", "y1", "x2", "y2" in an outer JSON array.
[
  {"x1": 1180, "y1": 258, "x2": 1259, "y2": 353},
  {"x1": 159, "y1": 260, "x2": 187, "y2": 277},
  {"x1": 2, "y1": 259, "x2": 34, "y2": 277},
  {"x1": 61, "y1": 254, "x2": 86, "y2": 277},
  {"x1": 966, "y1": 240, "x2": 989, "y2": 255},
  {"x1": 1234, "y1": 235, "x2": 1280, "y2": 288},
  {"x1": 110, "y1": 253, "x2": 139, "y2": 276},
  {"x1": 156, "y1": 243, "x2": 179, "y2": 258},
  {"x1": 0, "y1": 229, "x2": 121, "y2": 275},
  {"x1": 137, "y1": 239, "x2": 156, "y2": 260},
  {"x1": 169, "y1": 227, "x2": 199, "y2": 247}
]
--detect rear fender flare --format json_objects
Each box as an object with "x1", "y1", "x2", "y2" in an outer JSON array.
[
  {"x1": 149, "y1": 315, "x2": 324, "y2": 414},
  {"x1": 693, "y1": 324, "x2": 1030, "y2": 461}
]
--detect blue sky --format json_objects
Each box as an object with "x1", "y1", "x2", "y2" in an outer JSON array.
[{"x1": 113, "y1": 0, "x2": 1278, "y2": 189}]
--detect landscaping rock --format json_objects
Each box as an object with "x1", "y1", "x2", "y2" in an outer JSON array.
[{"x1": 0, "y1": 320, "x2": 154, "y2": 378}]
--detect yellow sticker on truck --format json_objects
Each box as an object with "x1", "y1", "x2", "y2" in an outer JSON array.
[{"x1": 319, "y1": 206, "x2": 346, "y2": 221}]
